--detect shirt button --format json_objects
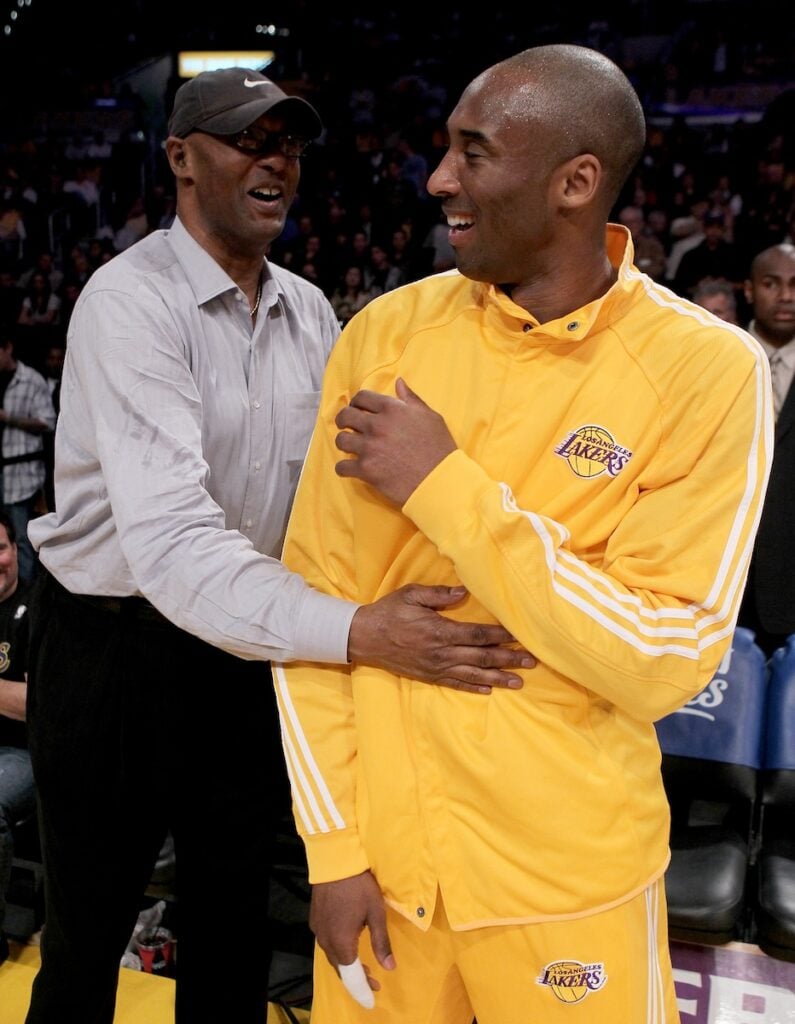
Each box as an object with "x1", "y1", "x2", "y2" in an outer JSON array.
[
  {"x1": 254, "y1": 461, "x2": 261, "y2": 470},
  {"x1": 252, "y1": 400, "x2": 261, "y2": 409},
  {"x1": 416, "y1": 906, "x2": 425, "y2": 918},
  {"x1": 245, "y1": 519, "x2": 253, "y2": 529},
  {"x1": 522, "y1": 323, "x2": 532, "y2": 332},
  {"x1": 237, "y1": 292, "x2": 246, "y2": 303}
]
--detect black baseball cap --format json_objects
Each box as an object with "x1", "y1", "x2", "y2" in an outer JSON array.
[{"x1": 168, "y1": 67, "x2": 323, "y2": 140}]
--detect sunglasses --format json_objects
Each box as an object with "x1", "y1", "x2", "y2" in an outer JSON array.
[{"x1": 202, "y1": 127, "x2": 312, "y2": 159}]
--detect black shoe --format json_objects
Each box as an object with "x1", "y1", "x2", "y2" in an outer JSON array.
[{"x1": 0, "y1": 933, "x2": 9, "y2": 966}]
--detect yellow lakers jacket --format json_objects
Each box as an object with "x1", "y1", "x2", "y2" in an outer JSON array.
[{"x1": 276, "y1": 227, "x2": 773, "y2": 931}]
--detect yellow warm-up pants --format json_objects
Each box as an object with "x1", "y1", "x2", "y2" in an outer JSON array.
[{"x1": 311, "y1": 878, "x2": 680, "y2": 1023}]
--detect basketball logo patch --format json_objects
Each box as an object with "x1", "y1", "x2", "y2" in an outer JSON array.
[
  {"x1": 537, "y1": 959, "x2": 607, "y2": 1004},
  {"x1": 555, "y1": 425, "x2": 633, "y2": 479}
]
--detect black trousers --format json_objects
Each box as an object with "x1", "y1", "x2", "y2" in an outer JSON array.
[
  {"x1": 736, "y1": 569, "x2": 791, "y2": 660},
  {"x1": 25, "y1": 570, "x2": 292, "y2": 1023}
]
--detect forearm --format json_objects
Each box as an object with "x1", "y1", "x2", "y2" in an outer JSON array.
[
  {"x1": 0, "y1": 678, "x2": 27, "y2": 721},
  {"x1": 116, "y1": 509, "x2": 357, "y2": 663},
  {"x1": 403, "y1": 428, "x2": 768, "y2": 721},
  {"x1": 273, "y1": 660, "x2": 367, "y2": 882},
  {"x1": 5, "y1": 413, "x2": 49, "y2": 434}
]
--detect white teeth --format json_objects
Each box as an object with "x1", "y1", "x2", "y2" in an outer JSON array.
[
  {"x1": 252, "y1": 188, "x2": 280, "y2": 199},
  {"x1": 447, "y1": 215, "x2": 473, "y2": 228}
]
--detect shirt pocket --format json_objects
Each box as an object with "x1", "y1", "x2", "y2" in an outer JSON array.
[{"x1": 283, "y1": 390, "x2": 322, "y2": 471}]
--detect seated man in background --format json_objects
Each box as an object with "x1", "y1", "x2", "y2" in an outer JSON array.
[
  {"x1": 0, "y1": 509, "x2": 34, "y2": 964},
  {"x1": 0, "y1": 330, "x2": 56, "y2": 582},
  {"x1": 692, "y1": 277, "x2": 740, "y2": 324}
]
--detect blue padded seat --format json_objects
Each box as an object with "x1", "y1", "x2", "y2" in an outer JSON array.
[{"x1": 655, "y1": 627, "x2": 768, "y2": 945}]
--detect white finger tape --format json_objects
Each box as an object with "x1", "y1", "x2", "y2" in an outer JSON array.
[{"x1": 339, "y1": 957, "x2": 376, "y2": 1009}]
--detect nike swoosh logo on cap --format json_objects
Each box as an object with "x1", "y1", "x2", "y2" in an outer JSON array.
[{"x1": 244, "y1": 78, "x2": 269, "y2": 88}]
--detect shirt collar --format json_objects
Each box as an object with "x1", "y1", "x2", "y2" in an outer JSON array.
[
  {"x1": 481, "y1": 224, "x2": 640, "y2": 341},
  {"x1": 748, "y1": 322, "x2": 795, "y2": 368},
  {"x1": 166, "y1": 216, "x2": 283, "y2": 312}
]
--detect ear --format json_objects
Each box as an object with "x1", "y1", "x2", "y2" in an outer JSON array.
[
  {"x1": 743, "y1": 279, "x2": 754, "y2": 306},
  {"x1": 165, "y1": 136, "x2": 191, "y2": 178},
  {"x1": 553, "y1": 153, "x2": 602, "y2": 211}
]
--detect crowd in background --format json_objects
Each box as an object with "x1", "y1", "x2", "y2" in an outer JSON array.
[
  {"x1": 0, "y1": 9, "x2": 792, "y2": 438},
  {"x1": 0, "y1": 2, "x2": 792, "y2": 983}
]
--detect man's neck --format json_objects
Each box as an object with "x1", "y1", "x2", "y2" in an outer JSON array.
[{"x1": 749, "y1": 321, "x2": 795, "y2": 351}]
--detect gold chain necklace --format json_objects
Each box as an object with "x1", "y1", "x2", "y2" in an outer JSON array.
[{"x1": 250, "y1": 274, "x2": 263, "y2": 318}]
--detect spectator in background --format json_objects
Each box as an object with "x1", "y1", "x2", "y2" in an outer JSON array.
[
  {"x1": 63, "y1": 245, "x2": 93, "y2": 290},
  {"x1": 737, "y1": 242, "x2": 795, "y2": 656},
  {"x1": 0, "y1": 509, "x2": 34, "y2": 967},
  {"x1": 17, "y1": 250, "x2": 63, "y2": 295},
  {"x1": 42, "y1": 343, "x2": 64, "y2": 417},
  {"x1": 41, "y1": 342, "x2": 65, "y2": 512},
  {"x1": 150, "y1": 189, "x2": 177, "y2": 232},
  {"x1": 665, "y1": 198, "x2": 709, "y2": 284},
  {"x1": 86, "y1": 236, "x2": 116, "y2": 272},
  {"x1": 16, "y1": 270, "x2": 61, "y2": 328},
  {"x1": 389, "y1": 225, "x2": 428, "y2": 283},
  {"x1": 347, "y1": 229, "x2": 372, "y2": 274},
  {"x1": 673, "y1": 209, "x2": 744, "y2": 298},
  {"x1": 422, "y1": 211, "x2": 457, "y2": 274},
  {"x1": 62, "y1": 162, "x2": 100, "y2": 209},
  {"x1": 297, "y1": 233, "x2": 334, "y2": 294},
  {"x1": 330, "y1": 264, "x2": 377, "y2": 325},
  {"x1": 396, "y1": 131, "x2": 430, "y2": 206},
  {"x1": 112, "y1": 195, "x2": 150, "y2": 252},
  {"x1": 0, "y1": 270, "x2": 24, "y2": 325},
  {"x1": 646, "y1": 207, "x2": 671, "y2": 256},
  {"x1": 737, "y1": 148, "x2": 793, "y2": 256},
  {"x1": 373, "y1": 156, "x2": 419, "y2": 239},
  {"x1": 0, "y1": 331, "x2": 55, "y2": 583},
  {"x1": 364, "y1": 242, "x2": 406, "y2": 294},
  {"x1": 692, "y1": 277, "x2": 740, "y2": 324},
  {"x1": 57, "y1": 280, "x2": 83, "y2": 331},
  {"x1": 0, "y1": 200, "x2": 27, "y2": 273},
  {"x1": 784, "y1": 202, "x2": 795, "y2": 247},
  {"x1": 618, "y1": 204, "x2": 667, "y2": 280},
  {"x1": 86, "y1": 130, "x2": 112, "y2": 161},
  {"x1": 62, "y1": 162, "x2": 102, "y2": 241},
  {"x1": 270, "y1": 213, "x2": 319, "y2": 275}
]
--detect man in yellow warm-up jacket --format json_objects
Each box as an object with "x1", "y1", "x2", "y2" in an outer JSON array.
[{"x1": 276, "y1": 44, "x2": 774, "y2": 1024}]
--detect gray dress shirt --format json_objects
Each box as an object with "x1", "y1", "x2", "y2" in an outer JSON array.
[
  {"x1": 749, "y1": 322, "x2": 795, "y2": 419},
  {"x1": 29, "y1": 217, "x2": 356, "y2": 664}
]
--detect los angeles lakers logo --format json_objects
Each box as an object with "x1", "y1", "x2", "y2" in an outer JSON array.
[
  {"x1": 555, "y1": 424, "x2": 633, "y2": 479},
  {"x1": 537, "y1": 959, "x2": 607, "y2": 1003}
]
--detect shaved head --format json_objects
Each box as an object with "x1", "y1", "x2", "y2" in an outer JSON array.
[
  {"x1": 750, "y1": 242, "x2": 795, "y2": 280},
  {"x1": 465, "y1": 44, "x2": 646, "y2": 214}
]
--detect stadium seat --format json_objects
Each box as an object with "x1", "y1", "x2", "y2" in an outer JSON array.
[
  {"x1": 7, "y1": 810, "x2": 44, "y2": 939},
  {"x1": 755, "y1": 635, "x2": 795, "y2": 961},
  {"x1": 655, "y1": 627, "x2": 768, "y2": 945}
]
